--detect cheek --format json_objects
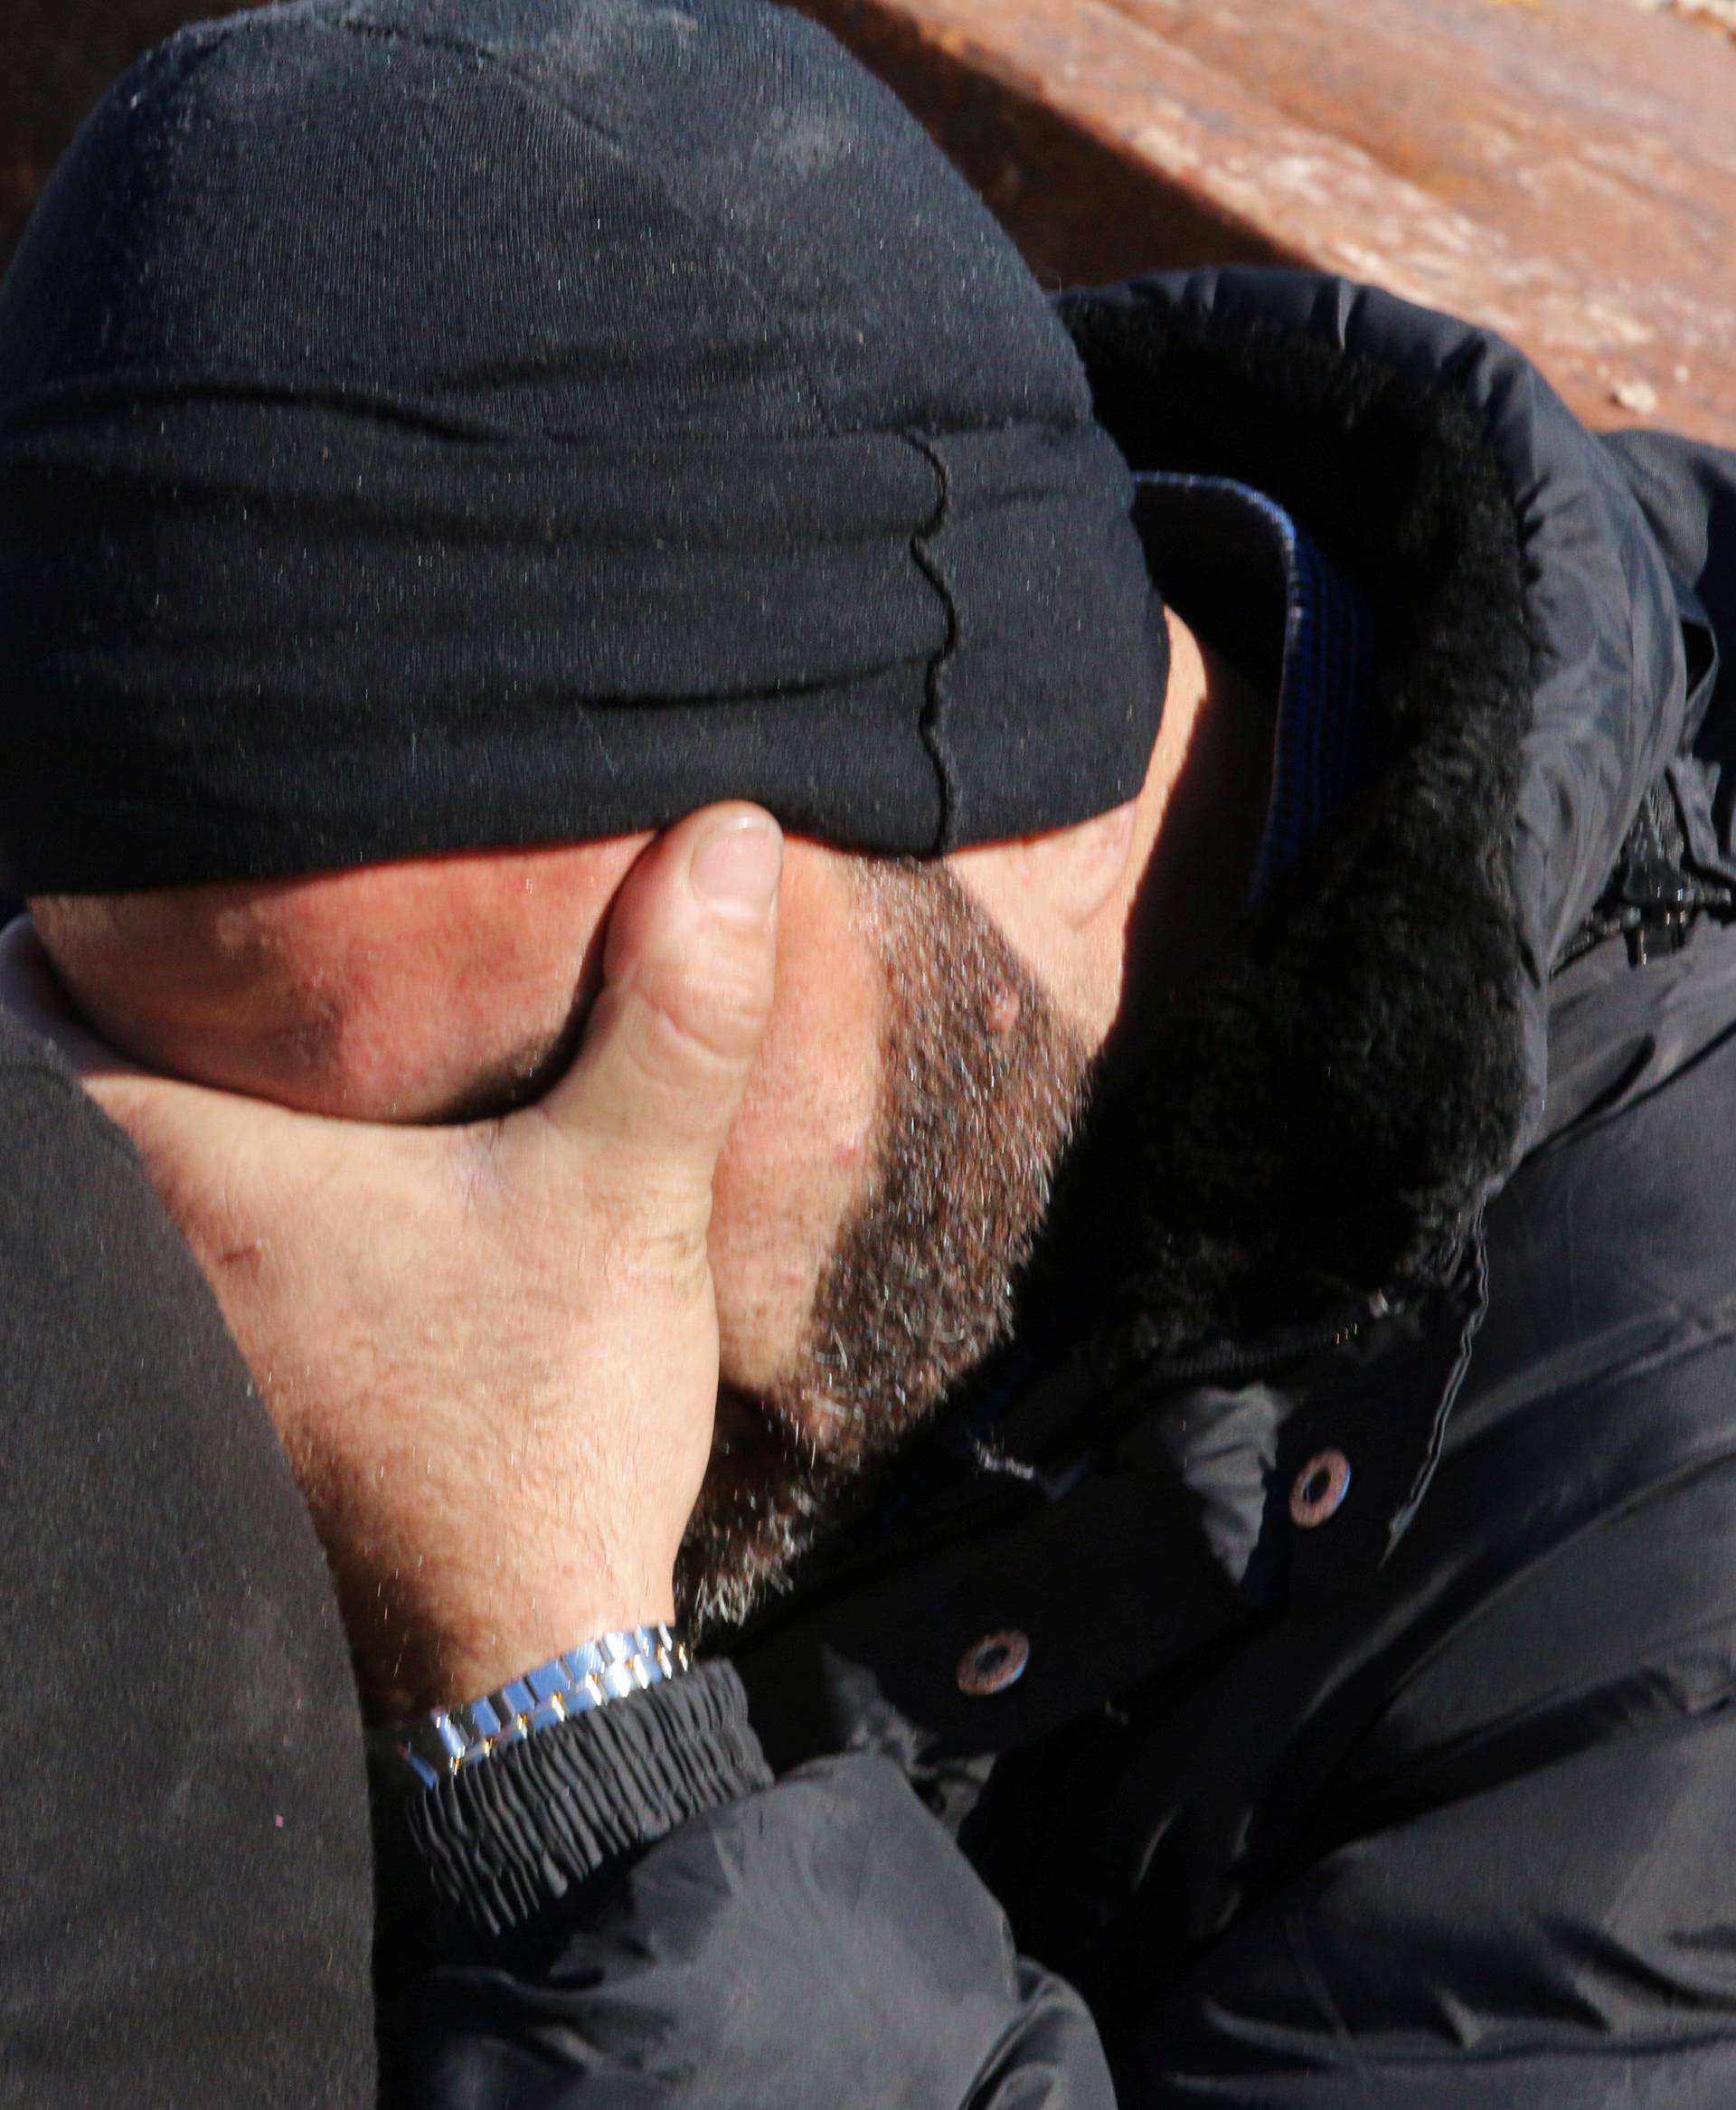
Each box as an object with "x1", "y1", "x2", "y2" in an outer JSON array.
[{"x1": 706, "y1": 942, "x2": 883, "y2": 1390}]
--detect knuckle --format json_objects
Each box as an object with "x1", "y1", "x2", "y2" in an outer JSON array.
[
  {"x1": 610, "y1": 1214, "x2": 713, "y2": 1294},
  {"x1": 622, "y1": 954, "x2": 769, "y2": 1096}
]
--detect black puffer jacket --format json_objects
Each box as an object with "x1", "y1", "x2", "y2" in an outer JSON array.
[{"x1": 381, "y1": 268, "x2": 1736, "y2": 2107}]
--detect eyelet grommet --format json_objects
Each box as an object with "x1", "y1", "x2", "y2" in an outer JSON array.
[
  {"x1": 1289, "y1": 1448, "x2": 1352, "y2": 1528},
  {"x1": 957, "y1": 1629, "x2": 1030, "y2": 1698}
]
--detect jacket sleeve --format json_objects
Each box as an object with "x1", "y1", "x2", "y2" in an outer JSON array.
[
  {"x1": 1600, "y1": 425, "x2": 1736, "y2": 700},
  {"x1": 1109, "y1": 1702, "x2": 1736, "y2": 2106},
  {"x1": 1104, "y1": 1431, "x2": 1736, "y2": 2105},
  {"x1": 0, "y1": 1012, "x2": 379, "y2": 2105},
  {"x1": 376, "y1": 1661, "x2": 1115, "y2": 2109}
]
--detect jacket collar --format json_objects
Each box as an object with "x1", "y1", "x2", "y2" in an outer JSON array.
[{"x1": 1054, "y1": 269, "x2": 1691, "y2": 1373}]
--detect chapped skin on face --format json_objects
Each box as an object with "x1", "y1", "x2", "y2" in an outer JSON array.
[
  {"x1": 33, "y1": 841, "x2": 1096, "y2": 1634},
  {"x1": 681, "y1": 858, "x2": 1092, "y2": 1632},
  {"x1": 30, "y1": 840, "x2": 652, "y2": 1121},
  {"x1": 31, "y1": 619, "x2": 1277, "y2": 1632},
  {"x1": 33, "y1": 834, "x2": 892, "y2": 1390}
]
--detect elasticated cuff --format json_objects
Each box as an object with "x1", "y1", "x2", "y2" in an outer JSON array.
[{"x1": 387, "y1": 1661, "x2": 771, "y2": 1939}]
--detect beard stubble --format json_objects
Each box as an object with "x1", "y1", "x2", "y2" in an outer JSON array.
[{"x1": 677, "y1": 856, "x2": 1093, "y2": 1636}]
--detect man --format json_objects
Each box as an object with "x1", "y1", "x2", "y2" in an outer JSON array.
[{"x1": 5, "y1": 0, "x2": 1736, "y2": 2103}]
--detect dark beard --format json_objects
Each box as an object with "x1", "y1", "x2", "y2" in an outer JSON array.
[{"x1": 677, "y1": 857, "x2": 1092, "y2": 1636}]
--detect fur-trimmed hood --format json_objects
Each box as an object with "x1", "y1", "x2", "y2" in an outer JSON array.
[{"x1": 1055, "y1": 270, "x2": 1696, "y2": 1367}]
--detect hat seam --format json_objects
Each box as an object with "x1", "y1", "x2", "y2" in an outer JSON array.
[{"x1": 903, "y1": 430, "x2": 961, "y2": 854}]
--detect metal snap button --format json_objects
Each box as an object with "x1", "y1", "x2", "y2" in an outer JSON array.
[
  {"x1": 957, "y1": 1629, "x2": 1030, "y2": 1698},
  {"x1": 1289, "y1": 1448, "x2": 1352, "y2": 1528}
]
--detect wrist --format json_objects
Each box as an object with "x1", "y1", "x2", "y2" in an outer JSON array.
[
  {"x1": 372, "y1": 1623, "x2": 693, "y2": 1793},
  {"x1": 343, "y1": 1543, "x2": 679, "y2": 1722},
  {"x1": 374, "y1": 1661, "x2": 772, "y2": 1941},
  {"x1": 429, "y1": 1585, "x2": 680, "y2": 1718}
]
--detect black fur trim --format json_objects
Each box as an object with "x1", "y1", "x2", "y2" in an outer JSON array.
[{"x1": 1056, "y1": 291, "x2": 1535, "y2": 1363}]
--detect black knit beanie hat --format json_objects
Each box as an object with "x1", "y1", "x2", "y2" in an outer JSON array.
[{"x1": 0, "y1": 0, "x2": 1166, "y2": 894}]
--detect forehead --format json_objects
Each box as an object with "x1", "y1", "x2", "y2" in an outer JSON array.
[
  {"x1": 31, "y1": 837, "x2": 651, "y2": 1116},
  {"x1": 44, "y1": 837, "x2": 646, "y2": 982},
  {"x1": 33, "y1": 831, "x2": 893, "y2": 1123}
]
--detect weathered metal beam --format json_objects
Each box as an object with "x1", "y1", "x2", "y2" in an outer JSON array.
[
  {"x1": 6, "y1": 0, "x2": 1735, "y2": 442},
  {"x1": 793, "y1": 0, "x2": 1736, "y2": 445}
]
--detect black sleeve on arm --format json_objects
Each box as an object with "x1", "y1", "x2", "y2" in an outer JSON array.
[
  {"x1": 390, "y1": 1662, "x2": 774, "y2": 1935},
  {"x1": 1109, "y1": 1451, "x2": 1736, "y2": 2108},
  {"x1": 0, "y1": 1009, "x2": 377, "y2": 2108},
  {"x1": 378, "y1": 1664, "x2": 1115, "y2": 2109},
  {"x1": 1113, "y1": 1713, "x2": 1736, "y2": 2108}
]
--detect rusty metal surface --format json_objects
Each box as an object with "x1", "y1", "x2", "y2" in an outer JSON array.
[
  {"x1": 6, "y1": 0, "x2": 1734, "y2": 441},
  {"x1": 1104, "y1": 0, "x2": 1736, "y2": 442},
  {"x1": 799, "y1": 0, "x2": 1736, "y2": 444},
  {"x1": 790, "y1": 0, "x2": 1290, "y2": 283}
]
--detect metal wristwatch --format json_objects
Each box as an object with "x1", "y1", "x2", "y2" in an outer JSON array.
[{"x1": 373, "y1": 1623, "x2": 692, "y2": 1791}]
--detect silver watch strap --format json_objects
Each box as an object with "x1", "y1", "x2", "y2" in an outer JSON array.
[{"x1": 375, "y1": 1623, "x2": 692, "y2": 1791}]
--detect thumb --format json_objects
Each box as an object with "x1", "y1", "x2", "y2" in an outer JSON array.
[{"x1": 508, "y1": 804, "x2": 782, "y2": 1225}]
